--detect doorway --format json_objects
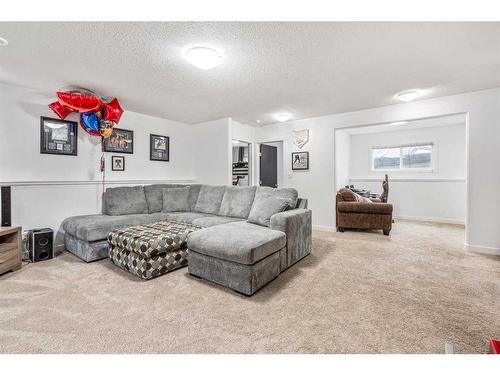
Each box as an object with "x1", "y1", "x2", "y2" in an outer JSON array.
[
  {"x1": 334, "y1": 113, "x2": 468, "y2": 226},
  {"x1": 232, "y1": 140, "x2": 251, "y2": 186},
  {"x1": 259, "y1": 141, "x2": 283, "y2": 188}
]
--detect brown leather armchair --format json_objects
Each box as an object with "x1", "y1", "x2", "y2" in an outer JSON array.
[{"x1": 336, "y1": 188, "x2": 393, "y2": 235}]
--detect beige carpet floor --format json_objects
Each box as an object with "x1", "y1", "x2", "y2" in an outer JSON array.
[{"x1": 1, "y1": 220, "x2": 499, "y2": 354}]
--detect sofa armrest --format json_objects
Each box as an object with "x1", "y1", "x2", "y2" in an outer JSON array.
[
  {"x1": 270, "y1": 208, "x2": 312, "y2": 269},
  {"x1": 337, "y1": 202, "x2": 393, "y2": 215}
]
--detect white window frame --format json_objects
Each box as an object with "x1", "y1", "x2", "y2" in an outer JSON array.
[{"x1": 371, "y1": 142, "x2": 435, "y2": 172}]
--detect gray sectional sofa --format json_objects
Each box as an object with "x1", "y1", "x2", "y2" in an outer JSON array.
[{"x1": 62, "y1": 183, "x2": 312, "y2": 294}]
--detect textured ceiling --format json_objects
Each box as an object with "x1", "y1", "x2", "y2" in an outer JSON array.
[
  {"x1": 0, "y1": 22, "x2": 499, "y2": 125},
  {"x1": 343, "y1": 113, "x2": 466, "y2": 135}
]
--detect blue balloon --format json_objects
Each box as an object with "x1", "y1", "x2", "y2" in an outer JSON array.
[{"x1": 80, "y1": 112, "x2": 100, "y2": 136}]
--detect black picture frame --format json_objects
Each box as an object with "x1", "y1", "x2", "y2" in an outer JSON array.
[
  {"x1": 103, "y1": 128, "x2": 134, "y2": 154},
  {"x1": 292, "y1": 151, "x2": 309, "y2": 170},
  {"x1": 150, "y1": 134, "x2": 170, "y2": 162},
  {"x1": 111, "y1": 156, "x2": 125, "y2": 171},
  {"x1": 40, "y1": 116, "x2": 78, "y2": 156}
]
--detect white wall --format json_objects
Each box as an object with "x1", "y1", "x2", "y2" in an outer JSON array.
[
  {"x1": 334, "y1": 130, "x2": 351, "y2": 190},
  {"x1": 256, "y1": 88, "x2": 500, "y2": 255},
  {"x1": 348, "y1": 123, "x2": 466, "y2": 224},
  {"x1": 192, "y1": 118, "x2": 232, "y2": 186},
  {"x1": 0, "y1": 82, "x2": 196, "y2": 246}
]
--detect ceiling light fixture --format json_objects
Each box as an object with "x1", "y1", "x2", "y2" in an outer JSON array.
[
  {"x1": 184, "y1": 46, "x2": 222, "y2": 70},
  {"x1": 274, "y1": 113, "x2": 291, "y2": 122},
  {"x1": 389, "y1": 121, "x2": 409, "y2": 126},
  {"x1": 396, "y1": 90, "x2": 421, "y2": 102},
  {"x1": 255, "y1": 120, "x2": 261, "y2": 124},
  {"x1": 0, "y1": 37, "x2": 9, "y2": 47}
]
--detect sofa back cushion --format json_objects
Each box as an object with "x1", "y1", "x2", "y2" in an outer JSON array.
[
  {"x1": 218, "y1": 186, "x2": 257, "y2": 218},
  {"x1": 144, "y1": 184, "x2": 184, "y2": 213},
  {"x1": 104, "y1": 186, "x2": 148, "y2": 216},
  {"x1": 256, "y1": 187, "x2": 298, "y2": 210},
  {"x1": 247, "y1": 191, "x2": 291, "y2": 227},
  {"x1": 186, "y1": 184, "x2": 202, "y2": 211},
  {"x1": 194, "y1": 185, "x2": 226, "y2": 214},
  {"x1": 162, "y1": 186, "x2": 191, "y2": 212}
]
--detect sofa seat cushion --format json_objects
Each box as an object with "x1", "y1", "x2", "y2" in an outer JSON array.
[
  {"x1": 191, "y1": 216, "x2": 244, "y2": 227},
  {"x1": 218, "y1": 186, "x2": 257, "y2": 218},
  {"x1": 164, "y1": 212, "x2": 214, "y2": 224},
  {"x1": 62, "y1": 213, "x2": 169, "y2": 242},
  {"x1": 187, "y1": 221, "x2": 286, "y2": 265},
  {"x1": 104, "y1": 186, "x2": 148, "y2": 215}
]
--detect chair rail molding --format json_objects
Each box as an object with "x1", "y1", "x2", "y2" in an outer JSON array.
[
  {"x1": 0, "y1": 179, "x2": 197, "y2": 187},
  {"x1": 349, "y1": 178, "x2": 466, "y2": 183}
]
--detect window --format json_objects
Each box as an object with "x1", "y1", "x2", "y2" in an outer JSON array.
[{"x1": 372, "y1": 143, "x2": 433, "y2": 170}]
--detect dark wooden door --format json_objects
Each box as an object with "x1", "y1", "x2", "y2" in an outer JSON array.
[{"x1": 260, "y1": 144, "x2": 278, "y2": 187}]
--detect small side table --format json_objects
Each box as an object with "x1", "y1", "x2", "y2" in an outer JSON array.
[{"x1": 0, "y1": 226, "x2": 22, "y2": 275}]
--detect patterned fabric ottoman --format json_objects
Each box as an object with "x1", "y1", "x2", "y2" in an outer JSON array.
[{"x1": 108, "y1": 221, "x2": 201, "y2": 280}]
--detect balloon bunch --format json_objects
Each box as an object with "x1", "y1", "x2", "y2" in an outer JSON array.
[{"x1": 48, "y1": 86, "x2": 123, "y2": 138}]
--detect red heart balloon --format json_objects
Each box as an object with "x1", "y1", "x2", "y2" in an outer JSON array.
[
  {"x1": 48, "y1": 101, "x2": 72, "y2": 119},
  {"x1": 57, "y1": 91, "x2": 102, "y2": 113},
  {"x1": 103, "y1": 98, "x2": 124, "y2": 123}
]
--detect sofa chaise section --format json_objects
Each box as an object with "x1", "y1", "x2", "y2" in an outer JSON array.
[
  {"x1": 187, "y1": 186, "x2": 312, "y2": 295},
  {"x1": 188, "y1": 221, "x2": 287, "y2": 295},
  {"x1": 62, "y1": 212, "x2": 169, "y2": 262}
]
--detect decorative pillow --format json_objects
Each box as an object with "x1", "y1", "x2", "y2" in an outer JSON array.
[
  {"x1": 218, "y1": 186, "x2": 257, "y2": 218},
  {"x1": 194, "y1": 185, "x2": 226, "y2": 214},
  {"x1": 357, "y1": 195, "x2": 372, "y2": 204},
  {"x1": 104, "y1": 186, "x2": 148, "y2": 216},
  {"x1": 144, "y1": 184, "x2": 184, "y2": 213},
  {"x1": 162, "y1": 186, "x2": 191, "y2": 212},
  {"x1": 339, "y1": 188, "x2": 357, "y2": 202},
  {"x1": 256, "y1": 186, "x2": 298, "y2": 210},
  {"x1": 247, "y1": 192, "x2": 291, "y2": 227},
  {"x1": 338, "y1": 188, "x2": 372, "y2": 203}
]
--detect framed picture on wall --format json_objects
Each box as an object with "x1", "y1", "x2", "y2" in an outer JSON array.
[
  {"x1": 292, "y1": 151, "x2": 309, "y2": 170},
  {"x1": 111, "y1": 156, "x2": 125, "y2": 171},
  {"x1": 150, "y1": 134, "x2": 170, "y2": 161},
  {"x1": 103, "y1": 128, "x2": 134, "y2": 154},
  {"x1": 40, "y1": 116, "x2": 78, "y2": 156}
]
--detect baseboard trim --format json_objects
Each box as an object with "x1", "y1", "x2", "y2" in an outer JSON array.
[
  {"x1": 349, "y1": 178, "x2": 466, "y2": 183},
  {"x1": 465, "y1": 243, "x2": 500, "y2": 256},
  {"x1": 313, "y1": 225, "x2": 336, "y2": 232},
  {"x1": 1, "y1": 179, "x2": 197, "y2": 187},
  {"x1": 394, "y1": 215, "x2": 465, "y2": 226}
]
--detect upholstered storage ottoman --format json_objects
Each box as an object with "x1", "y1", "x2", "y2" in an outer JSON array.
[{"x1": 108, "y1": 221, "x2": 201, "y2": 280}]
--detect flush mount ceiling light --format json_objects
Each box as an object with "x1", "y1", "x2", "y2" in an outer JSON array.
[
  {"x1": 0, "y1": 37, "x2": 9, "y2": 47},
  {"x1": 184, "y1": 46, "x2": 222, "y2": 70},
  {"x1": 396, "y1": 90, "x2": 421, "y2": 102},
  {"x1": 274, "y1": 113, "x2": 291, "y2": 122}
]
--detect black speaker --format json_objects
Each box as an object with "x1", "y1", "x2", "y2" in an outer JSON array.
[
  {"x1": 28, "y1": 228, "x2": 54, "y2": 262},
  {"x1": 1, "y1": 186, "x2": 11, "y2": 227}
]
